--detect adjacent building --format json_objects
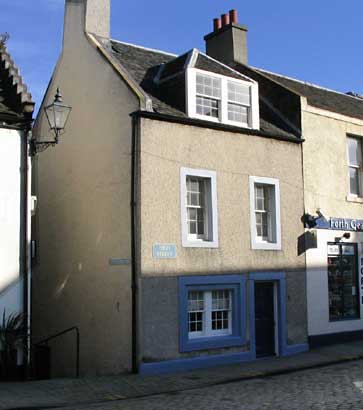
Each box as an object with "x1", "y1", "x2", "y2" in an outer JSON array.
[{"x1": 0, "y1": 37, "x2": 34, "y2": 366}]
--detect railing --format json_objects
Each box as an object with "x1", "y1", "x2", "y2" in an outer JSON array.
[{"x1": 35, "y1": 326, "x2": 80, "y2": 378}]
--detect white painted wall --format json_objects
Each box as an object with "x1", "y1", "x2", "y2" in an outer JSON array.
[
  {"x1": 0, "y1": 127, "x2": 22, "y2": 316},
  {"x1": 307, "y1": 229, "x2": 363, "y2": 336}
]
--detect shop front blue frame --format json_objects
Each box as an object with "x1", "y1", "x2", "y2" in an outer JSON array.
[
  {"x1": 178, "y1": 274, "x2": 247, "y2": 352},
  {"x1": 140, "y1": 272, "x2": 308, "y2": 375}
]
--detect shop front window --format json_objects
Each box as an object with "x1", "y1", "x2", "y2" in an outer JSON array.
[{"x1": 327, "y1": 243, "x2": 360, "y2": 321}]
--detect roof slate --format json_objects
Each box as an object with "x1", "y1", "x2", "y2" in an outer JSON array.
[{"x1": 256, "y1": 69, "x2": 363, "y2": 121}]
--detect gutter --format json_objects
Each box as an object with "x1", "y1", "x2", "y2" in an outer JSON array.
[{"x1": 132, "y1": 110, "x2": 304, "y2": 144}]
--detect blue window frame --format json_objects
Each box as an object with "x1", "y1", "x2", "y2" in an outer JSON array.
[{"x1": 179, "y1": 275, "x2": 246, "y2": 352}]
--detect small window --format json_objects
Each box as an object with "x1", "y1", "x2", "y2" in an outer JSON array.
[
  {"x1": 181, "y1": 168, "x2": 218, "y2": 248},
  {"x1": 179, "y1": 275, "x2": 246, "y2": 352},
  {"x1": 249, "y1": 176, "x2": 281, "y2": 250},
  {"x1": 347, "y1": 136, "x2": 363, "y2": 196},
  {"x1": 188, "y1": 290, "x2": 232, "y2": 339},
  {"x1": 187, "y1": 68, "x2": 259, "y2": 129}
]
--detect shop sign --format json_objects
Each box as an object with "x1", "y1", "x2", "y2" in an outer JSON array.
[
  {"x1": 153, "y1": 244, "x2": 177, "y2": 259},
  {"x1": 316, "y1": 217, "x2": 363, "y2": 232}
]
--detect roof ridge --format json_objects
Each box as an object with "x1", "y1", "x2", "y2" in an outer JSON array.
[
  {"x1": 254, "y1": 66, "x2": 363, "y2": 102},
  {"x1": 110, "y1": 38, "x2": 178, "y2": 58}
]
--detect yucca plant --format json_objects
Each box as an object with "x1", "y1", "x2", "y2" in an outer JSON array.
[{"x1": 0, "y1": 309, "x2": 25, "y2": 380}]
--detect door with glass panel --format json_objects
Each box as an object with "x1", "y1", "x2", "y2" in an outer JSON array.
[{"x1": 327, "y1": 243, "x2": 360, "y2": 321}]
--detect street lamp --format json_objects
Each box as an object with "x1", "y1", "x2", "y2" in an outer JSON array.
[{"x1": 30, "y1": 87, "x2": 72, "y2": 155}]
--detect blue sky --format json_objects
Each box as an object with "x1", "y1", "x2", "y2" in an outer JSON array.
[{"x1": 1, "y1": 0, "x2": 362, "y2": 112}]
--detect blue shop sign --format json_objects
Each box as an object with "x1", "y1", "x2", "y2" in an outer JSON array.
[
  {"x1": 316, "y1": 217, "x2": 363, "y2": 232},
  {"x1": 153, "y1": 244, "x2": 177, "y2": 259}
]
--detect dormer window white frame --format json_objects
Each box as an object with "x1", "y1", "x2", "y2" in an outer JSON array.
[{"x1": 186, "y1": 68, "x2": 259, "y2": 130}]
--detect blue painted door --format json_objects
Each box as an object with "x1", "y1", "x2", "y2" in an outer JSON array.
[{"x1": 254, "y1": 282, "x2": 275, "y2": 357}]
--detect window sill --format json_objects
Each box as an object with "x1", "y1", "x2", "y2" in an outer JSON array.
[
  {"x1": 346, "y1": 195, "x2": 363, "y2": 204},
  {"x1": 329, "y1": 316, "x2": 361, "y2": 323},
  {"x1": 190, "y1": 113, "x2": 254, "y2": 130},
  {"x1": 251, "y1": 241, "x2": 281, "y2": 251},
  {"x1": 181, "y1": 335, "x2": 244, "y2": 352},
  {"x1": 182, "y1": 239, "x2": 219, "y2": 248}
]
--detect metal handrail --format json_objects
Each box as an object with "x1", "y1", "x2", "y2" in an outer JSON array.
[{"x1": 35, "y1": 326, "x2": 80, "y2": 378}]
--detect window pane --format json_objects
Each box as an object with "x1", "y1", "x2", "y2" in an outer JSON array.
[
  {"x1": 188, "y1": 291, "x2": 204, "y2": 311},
  {"x1": 212, "y1": 290, "x2": 231, "y2": 310},
  {"x1": 255, "y1": 185, "x2": 268, "y2": 211},
  {"x1": 228, "y1": 82, "x2": 250, "y2": 105},
  {"x1": 189, "y1": 221, "x2": 197, "y2": 234},
  {"x1": 188, "y1": 208, "x2": 197, "y2": 221},
  {"x1": 348, "y1": 138, "x2": 361, "y2": 166},
  {"x1": 196, "y1": 96, "x2": 219, "y2": 118},
  {"x1": 196, "y1": 74, "x2": 221, "y2": 98},
  {"x1": 188, "y1": 312, "x2": 203, "y2": 332},
  {"x1": 349, "y1": 167, "x2": 359, "y2": 195},
  {"x1": 228, "y1": 103, "x2": 248, "y2": 124}
]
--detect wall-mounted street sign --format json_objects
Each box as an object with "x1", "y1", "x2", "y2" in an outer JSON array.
[
  {"x1": 153, "y1": 244, "x2": 177, "y2": 259},
  {"x1": 316, "y1": 217, "x2": 363, "y2": 232}
]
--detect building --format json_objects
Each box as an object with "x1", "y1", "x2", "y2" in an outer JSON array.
[
  {"x1": 217, "y1": 31, "x2": 363, "y2": 347},
  {"x1": 32, "y1": 0, "x2": 311, "y2": 378},
  {"x1": 0, "y1": 36, "x2": 34, "y2": 368}
]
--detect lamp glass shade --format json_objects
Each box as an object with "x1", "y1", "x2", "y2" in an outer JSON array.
[{"x1": 45, "y1": 100, "x2": 72, "y2": 132}]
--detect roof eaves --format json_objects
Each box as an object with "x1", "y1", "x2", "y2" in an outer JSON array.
[{"x1": 87, "y1": 33, "x2": 153, "y2": 111}]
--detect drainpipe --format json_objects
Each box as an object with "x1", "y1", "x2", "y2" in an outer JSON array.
[
  {"x1": 131, "y1": 114, "x2": 139, "y2": 373},
  {"x1": 22, "y1": 122, "x2": 32, "y2": 379}
]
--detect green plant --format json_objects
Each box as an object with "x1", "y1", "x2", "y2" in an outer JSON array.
[{"x1": 0, "y1": 310, "x2": 25, "y2": 379}]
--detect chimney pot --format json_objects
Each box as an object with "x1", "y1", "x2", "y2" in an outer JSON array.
[
  {"x1": 213, "y1": 18, "x2": 222, "y2": 32},
  {"x1": 229, "y1": 9, "x2": 238, "y2": 24},
  {"x1": 221, "y1": 13, "x2": 230, "y2": 27}
]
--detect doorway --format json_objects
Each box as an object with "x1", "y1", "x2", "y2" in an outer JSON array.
[{"x1": 254, "y1": 282, "x2": 276, "y2": 357}]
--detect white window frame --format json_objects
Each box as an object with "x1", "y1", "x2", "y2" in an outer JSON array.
[
  {"x1": 249, "y1": 176, "x2": 281, "y2": 250},
  {"x1": 186, "y1": 68, "x2": 260, "y2": 130},
  {"x1": 188, "y1": 290, "x2": 232, "y2": 339},
  {"x1": 347, "y1": 136, "x2": 363, "y2": 198},
  {"x1": 180, "y1": 167, "x2": 218, "y2": 248}
]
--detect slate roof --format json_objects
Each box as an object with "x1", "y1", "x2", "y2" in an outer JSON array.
[
  {"x1": 109, "y1": 40, "x2": 298, "y2": 140},
  {"x1": 256, "y1": 68, "x2": 363, "y2": 121}
]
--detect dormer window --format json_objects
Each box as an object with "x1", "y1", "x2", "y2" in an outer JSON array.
[{"x1": 187, "y1": 68, "x2": 259, "y2": 129}]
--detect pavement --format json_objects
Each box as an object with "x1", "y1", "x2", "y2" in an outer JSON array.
[{"x1": 1, "y1": 341, "x2": 363, "y2": 410}]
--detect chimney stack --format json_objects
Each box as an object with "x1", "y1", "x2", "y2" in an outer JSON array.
[
  {"x1": 63, "y1": 0, "x2": 110, "y2": 50},
  {"x1": 204, "y1": 9, "x2": 248, "y2": 66}
]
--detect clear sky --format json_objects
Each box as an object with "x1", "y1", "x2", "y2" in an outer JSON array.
[{"x1": 1, "y1": 0, "x2": 362, "y2": 112}]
